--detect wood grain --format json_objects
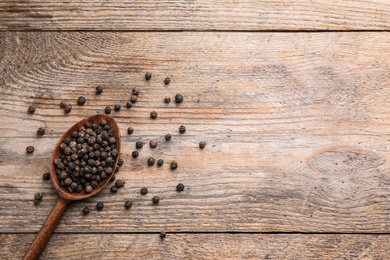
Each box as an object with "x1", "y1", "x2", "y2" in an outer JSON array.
[
  {"x1": 2, "y1": 233, "x2": 390, "y2": 259},
  {"x1": 0, "y1": 1, "x2": 390, "y2": 31}
]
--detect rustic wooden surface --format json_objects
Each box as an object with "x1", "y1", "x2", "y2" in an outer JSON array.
[
  {"x1": 1, "y1": 2, "x2": 390, "y2": 259},
  {"x1": 0, "y1": 0, "x2": 390, "y2": 31}
]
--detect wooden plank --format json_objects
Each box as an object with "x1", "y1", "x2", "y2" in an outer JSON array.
[
  {"x1": 1, "y1": 233, "x2": 390, "y2": 259},
  {"x1": 1, "y1": 32, "x2": 390, "y2": 233},
  {"x1": 0, "y1": 1, "x2": 389, "y2": 31}
]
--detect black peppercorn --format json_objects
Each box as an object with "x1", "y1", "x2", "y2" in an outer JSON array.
[
  {"x1": 175, "y1": 94, "x2": 183, "y2": 103},
  {"x1": 105, "y1": 106, "x2": 111, "y2": 114},
  {"x1": 125, "y1": 200, "x2": 132, "y2": 209},
  {"x1": 85, "y1": 185, "x2": 93, "y2": 193},
  {"x1": 115, "y1": 179, "x2": 125, "y2": 188},
  {"x1": 100, "y1": 120, "x2": 107, "y2": 127},
  {"x1": 150, "y1": 111, "x2": 158, "y2": 119},
  {"x1": 176, "y1": 183, "x2": 185, "y2": 191},
  {"x1": 165, "y1": 134, "x2": 171, "y2": 141},
  {"x1": 114, "y1": 104, "x2": 121, "y2": 111},
  {"x1": 164, "y1": 77, "x2": 170, "y2": 85},
  {"x1": 26, "y1": 146, "x2": 34, "y2": 154},
  {"x1": 82, "y1": 206, "x2": 90, "y2": 215},
  {"x1": 160, "y1": 232, "x2": 166, "y2": 239},
  {"x1": 147, "y1": 157, "x2": 155, "y2": 166},
  {"x1": 141, "y1": 187, "x2": 148, "y2": 195},
  {"x1": 157, "y1": 159, "x2": 164, "y2": 166},
  {"x1": 199, "y1": 141, "x2": 206, "y2": 149},
  {"x1": 118, "y1": 158, "x2": 124, "y2": 166},
  {"x1": 132, "y1": 151, "x2": 139, "y2": 158},
  {"x1": 152, "y1": 196, "x2": 160, "y2": 204},
  {"x1": 179, "y1": 125, "x2": 186, "y2": 134},
  {"x1": 145, "y1": 72, "x2": 152, "y2": 80},
  {"x1": 136, "y1": 141, "x2": 143, "y2": 149},
  {"x1": 43, "y1": 172, "x2": 50, "y2": 180},
  {"x1": 96, "y1": 86, "x2": 103, "y2": 94},
  {"x1": 127, "y1": 127, "x2": 134, "y2": 135},
  {"x1": 109, "y1": 174, "x2": 116, "y2": 182},
  {"x1": 110, "y1": 185, "x2": 118, "y2": 193},
  {"x1": 28, "y1": 105, "x2": 36, "y2": 114},
  {"x1": 37, "y1": 127, "x2": 45, "y2": 136},
  {"x1": 35, "y1": 192, "x2": 43, "y2": 200},
  {"x1": 132, "y1": 87, "x2": 139, "y2": 96},
  {"x1": 96, "y1": 202, "x2": 104, "y2": 210},
  {"x1": 164, "y1": 96, "x2": 171, "y2": 103},
  {"x1": 77, "y1": 96, "x2": 86, "y2": 105},
  {"x1": 64, "y1": 104, "x2": 72, "y2": 114},
  {"x1": 126, "y1": 101, "x2": 132, "y2": 108},
  {"x1": 170, "y1": 161, "x2": 178, "y2": 170},
  {"x1": 130, "y1": 95, "x2": 138, "y2": 103},
  {"x1": 60, "y1": 101, "x2": 67, "y2": 108},
  {"x1": 150, "y1": 139, "x2": 157, "y2": 148}
]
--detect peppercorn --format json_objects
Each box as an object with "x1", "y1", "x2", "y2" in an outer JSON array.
[
  {"x1": 126, "y1": 101, "x2": 132, "y2": 109},
  {"x1": 28, "y1": 105, "x2": 35, "y2": 114},
  {"x1": 26, "y1": 146, "x2": 34, "y2": 154},
  {"x1": 132, "y1": 87, "x2": 139, "y2": 96},
  {"x1": 176, "y1": 183, "x2": 185, "y2": 191},
  {"x1": 115, "y1": 179, "x2": 125, "y2": 188},
  {"x1": 96, "y1": 86, "x2": 103, "y2": 94},
  {"x1": 179, "y1": 125, "x2": 186, "y2": 134},
  {"x1": 175, "y1": 94, "x2": 183, "y2": 103},
  {"x1": 136, "y1": 141, "x2": 143, "y2": 149},
  {"x1": 114, "y1": 104, "x2": 121, "y2": 111},
  {"x1": 164, "y1": 96, "x2": 171, "y2": 103},
  {"x1": 147, "y1": 157, "x2": 155, "y2": 166},
  {"x1": 152, "y1": 196, "x2": 160, "y2": 204},
  {"x1": 118, "y1": 158, "x2": 124, "y2": 166},
  {"x1": 132, "y1": 151, "x2": 139, "y2": 158},
  {"x1": 165, "y1": 134, "x2": 171, "y2": 141},
  {"x1": 43, "y1": 172, "x2": 50, "y2": 180},
  {"x1": 164, "y1": 77, "x2": 170, "y2": 85},
  {"x1": 60, "y1": 101, "x2": 67, "y2": 108},
  {"x1": 130, "y1": 95, "x2": 138, "y2": 103},
  {"x1": 110, "y1": 185, "x2": 118, "y2": 193},
  {"x1": 145, "y1": 72, "x2": 152, "y2": 80},
  {"x1": 85, "y1": 185, "x2": 93, "y2": 193},
  {"x1": 64, "y1": 104, "x2": 72, "y2": 114},
  {"x1": 170, "y1": 161, "x2": 178, "y2": 170},
  {"x1": 160, "y1": 232, "x2": 166, "y2": 239},
  {"x1": 35, "y1": 192, "x2": 43, "y2": 200},
  {"x1": 77, "y1": 96, "x2": 86, "y2": 105},
  {"x1": 34, "y1": 199, "x2": 41, "y2": 206},
  {"x1": 199, "y1": 141, "x2": 206, "y2": 149},
  {"x1": 125, "y1": 200, "x2": 133, "y2": 209},
  {"x1": 157, "y1": 159, "x2": 164, "y2": 166},
  {"x1": 105, "y1": 106, "x2": 111, "y2": 114},
  {"x1": 127, "y1": 127, "x2": 134, "y2": 135},
  {"x1": 82, "y1": 206, "x2": 90, "y2": 215},
  {"x1": 109, "y1": 174, "x2": 116, "y2": 182},
  {"x1": 141, "y1": 187, "x2": 148, "y2": 195},
  {"x1": 150, "y1": 139, "x2": 157, "y2": 148},
  {"x1": 150, "y1": 111, "x2": 158, "y2": 119},
  {"x1": 37, "y1": 127, "x2": 45, "y2": 136},
  {"x1": 96, "y1": 202, "x2": 104, "y2": 210}
]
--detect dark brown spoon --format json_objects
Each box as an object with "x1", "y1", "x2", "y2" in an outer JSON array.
[{"x1": 23, "y1": 114, "x2": 121, "y2": 260}]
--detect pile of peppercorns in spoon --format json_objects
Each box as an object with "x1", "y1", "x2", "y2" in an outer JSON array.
[{"x1": 54, "y1": 119, "x2": 118, "y2": 193}]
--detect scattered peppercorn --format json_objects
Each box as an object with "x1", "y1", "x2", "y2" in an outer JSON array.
[
  {"x1": 176, "y1": 183, "x2": 185, "y2": 191},
  {"x1": 26, "y1": 146, "x2": 34, "y2": 154},
  {"x1": 164, "y1": 96, "x2": 171, "y2": 103},
  {"x1": 132, "y1": 87, "x2": 139, "y2": 96},
  {"x1": 136, "y1": 141, "x2": 143, "y2": 149},
  {"x1": 28, "y1": 105, "x2": 36, "y2": 114},
  {"x1": 127, "y1": 127, "x2": 134, "y2": 135},
  {"x1": 147, "y1": 157, "x2": 155, "y2": 166},
  {"x1": 157, "y1": 159, "x2": 164, "y2": 166},
  {"x1": 110, "y1": 185, "x2": 118, "y2": 193},
  {"x1": 37, "y1": 127, "x2": 45, "y2": 136},
  {"x1": 105, "y1": 106, "x2": 111, "y2": 114},
  {"x1": 199, "y1": 141, "x2": 206, "y2": 149},
  {"x1": 175, "y1": 94, "x2": 183, "y2": 103},
  {"x1": 114, "y1": 104, "x2": 121, "y2": 111},
  {"x1": 170, "y1": 161, "x2": 178, "y2": 170},
  {"x1": 35, "y1": 192, "x2": 43, "y2": 200},
  {"x1": 115, "y1": 179, "x2": 125, "y2": 188},
  {"x1": 118, "y1": 158, "x2": 124, "y2": 166},
  {"x1": 96, "y1": 86, "x2": 103, "y2": 94},
  {"x1": 126, "y1": 101, "x2": 132, "y2": 108},
  {"x1": 150, "y1": 111, "x2": 158, "y2": 119},
  {"x1": 150, "y1": 139, "x2": 157, "y2": 148},
  {"x1": 130, "y1": 95, "x2": 138, "y2": 103},
  {"x1": 164, "y1": 77, "x2": 170, "y2": 85},
  {"x1": 96, "y1": 202, "x2": 104, "y2": 210},
  {"x1": 110, "y1": 174, "x2": 116, "y2": 182},
  {"x1": 152, "y1": 196, "x2": 160, "y2": 204},
  {"x1": 132, "y1": 151, "x2": 139, "y2": 158},
  {"x1": 64, "y1": 104, "x2": 72, "y2": 114},
  {"x1": 179, "y1": 125, "x2": 186, "y2": 134},
  {"x1": 60, "y1": 101, "x2": 67, "y2": 108},
  {"x1": 160, "y1": 232, "x2": 166, "y2": 239},
  {"x1": 141, "y1": 187, "x2": 148, "y2": 195},
  {"x1": 125, "y1": 200, "x2": 133, "y2": 209},
  {"x1": 82, "y1": 206, "x2": 90, "y2": 215},
  {"x1": 43, "y1": 173, "x2": 50, "y2": 180},
  {"x1": 145, "y1": 72, "x2": 152, "y2": 80},
  {"x1": 165, "y1": 134, "x2": 171, "y2": 141},
  {"x1": 77, "y1": 96, "x2": 86, "y2": 105}
]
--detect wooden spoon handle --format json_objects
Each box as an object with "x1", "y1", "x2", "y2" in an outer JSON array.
[{"x1": 22, "y1": 196, "x2": 71, "y2": 260}]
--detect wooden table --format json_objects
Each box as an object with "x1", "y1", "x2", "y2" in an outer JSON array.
[{"x1": 1, "y1": 1, "x2": 390, "y2": 259}]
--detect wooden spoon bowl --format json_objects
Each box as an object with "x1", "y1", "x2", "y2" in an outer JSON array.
[{"x1": 23, "y1": 114, "x2": 121, "y2": 260}]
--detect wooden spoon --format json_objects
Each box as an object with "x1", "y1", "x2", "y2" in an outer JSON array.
[{"x1": 23, "y1": 114, "x2": 121, "y2": 260}]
